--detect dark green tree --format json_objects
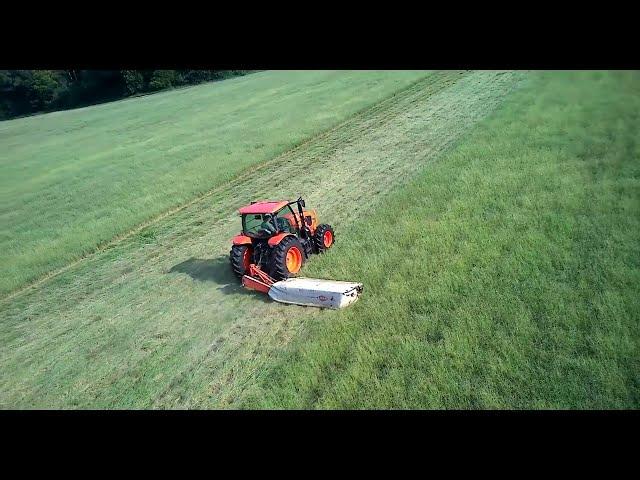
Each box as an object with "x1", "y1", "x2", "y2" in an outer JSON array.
[
  {"x1": 0, "y1": 70, "x2": 252, "y2": 120},
  {"x1": 121, "y1": 70, "x2": 144, "y2": 95}
]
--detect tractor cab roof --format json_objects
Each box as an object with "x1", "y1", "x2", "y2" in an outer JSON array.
[{"x1": 238, "y1": 201, "x2": 290, "y2": 215}]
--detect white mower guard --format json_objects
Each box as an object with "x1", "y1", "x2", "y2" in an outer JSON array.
[
  {"x1": 241, "y1": 264, "x2": 363, "y2": 309},
  {"x1": 269, "y1": 277, "x2": 363, "y2": 309}
]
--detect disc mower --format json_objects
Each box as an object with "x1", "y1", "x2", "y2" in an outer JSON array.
[{"x1": 229, "y1": 197, "x2": 362, "y2": 309}]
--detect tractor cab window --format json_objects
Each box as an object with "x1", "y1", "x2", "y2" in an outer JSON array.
[
  {"x1": 274, "y1": 208, "x2": 295, "y2": 233},
  {"x1": 243, "y1": 214, "x2": 278, "y2": 238}
]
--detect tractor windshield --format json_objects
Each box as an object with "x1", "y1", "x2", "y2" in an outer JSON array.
[
  {"x1": 242, "y1": 209, "x2": 296, "y2": 238},
  {"x1": 242, "y1": 214, "x2": 277, "y2": 238}
]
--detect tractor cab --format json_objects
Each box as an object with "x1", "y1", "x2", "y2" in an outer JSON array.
[
  {"x1": 242, "y1": 211, "x2": 294, "y2": 239},
  {"x1": 239, "y1": 199, "x2": 317, "y2": 239}
]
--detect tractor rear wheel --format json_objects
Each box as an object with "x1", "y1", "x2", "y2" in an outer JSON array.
[
  {"x1": 313, "y1": 224, "x2": 335, "y2": 253},
  {"x1": 271, "y1": 236, "x2": 305, "y2": 280},
  {"x1": 230, "y1": 244, "x2": 252, "y2": 278}
]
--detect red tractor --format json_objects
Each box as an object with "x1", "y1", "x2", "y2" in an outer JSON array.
[{"x1": 229, "y1": 197, "x2": 335, "y2": 280}]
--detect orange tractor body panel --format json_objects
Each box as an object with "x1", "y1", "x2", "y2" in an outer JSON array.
[
  {"x1": 281, "y1": 209, "x2": 319, "y2": 236},
  {"x1": 232, "y1": 234, "x2": 253, "y2": 246},
  {"x1": 267, "y1": 232, "x2": 293, "y2": 247}
]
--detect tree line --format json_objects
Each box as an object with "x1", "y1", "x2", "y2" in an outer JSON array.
[{"x1": 0, "y1": 70, "x2": 253, "y2": 120}]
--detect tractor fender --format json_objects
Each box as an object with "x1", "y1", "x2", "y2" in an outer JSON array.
[
  {"x1": 232, "y1": 234, "x2": 252, "y2": 246},
  {"x1": 268, "y1": 232, "x2": 294, "y2": 247}
]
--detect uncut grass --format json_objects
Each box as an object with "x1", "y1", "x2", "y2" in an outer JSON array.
[
  {"x1": 239, "y1": 71, "x2": 640, "y2": 409},
  {"x1": 0, "y1": 71, "x2": 526, "y2": 408},
  {"x1": 0, "y1": 70, "x2": 429, "y2": 295}
]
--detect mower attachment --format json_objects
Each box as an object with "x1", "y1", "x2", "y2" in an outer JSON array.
[{"x1": 242, "y1": 264, "x2": 363, "y2": 309}]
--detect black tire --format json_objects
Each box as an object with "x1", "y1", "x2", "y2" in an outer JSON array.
[
  {"x1": 270, "y1": 235, "x2": 305, "y2": 280},
  {"x1": 313, "y1": 224, "x2": 335, "y2": 253},
  {"x1": 230, "y1": 244, "x2": 252, "y2": 279}
]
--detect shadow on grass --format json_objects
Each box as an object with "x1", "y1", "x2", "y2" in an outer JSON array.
[
  {"x1": 169, "y1": 256, "x2": 233, "y2": 284},
  {"x1": 168, "y1": 256, "x2": 270, "y2": 302}
]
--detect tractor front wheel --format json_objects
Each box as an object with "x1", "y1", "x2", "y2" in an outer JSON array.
[
  {"x1": 230, "y1": 244, "x2": 252, "y2": 278},
  {"x1": 271, "y1": 236, "x2": 305, "y2": 280},
  {"x1": 313, "y1": 224, "x2": 335, "y2": 253}
]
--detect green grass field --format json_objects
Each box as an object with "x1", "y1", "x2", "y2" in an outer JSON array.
[
  {"x1": 239, "y1": 71, "x2": 640, "y2": 408},
  {"x1": 1, "y1": 70, "x2": 638, "y2": 409},
  {"x1": 0, "y1": 70, "x2": 428, "y2": 296}
]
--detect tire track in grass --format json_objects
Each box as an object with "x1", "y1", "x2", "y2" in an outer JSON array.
[{"x1": 0, "y1": 71, "x2": 527, "y2": 408}]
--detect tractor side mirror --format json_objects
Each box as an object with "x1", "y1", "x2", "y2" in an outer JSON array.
[{"x1": 300, "y1": 199, "x2": 306, "y2": 208}]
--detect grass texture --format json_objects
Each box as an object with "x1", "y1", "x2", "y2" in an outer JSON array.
[
  {"x1": 2, "y1": 71, "x2": 637, "y2": 409},
  {"x1": 240, "y1": 71, "x2": 640, "y2": 409}
]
